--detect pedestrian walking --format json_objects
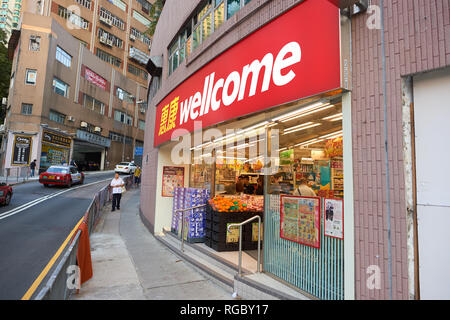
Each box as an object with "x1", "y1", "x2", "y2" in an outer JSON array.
[
  {"x1": 110, "y1": 173, "x2": 125, "y2": 212},
  {"x1": 30, "y1": 160, "x2": 37, "y2": 177},
  {"x1": 134, "y1": 166, "x2": 141, "y2": 187}
]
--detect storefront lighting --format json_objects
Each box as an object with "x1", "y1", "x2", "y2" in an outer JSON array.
[
  {"x1": 190, "y1": 141, "x2": 212, "y2": 151},
  {"x1": 277, "y1": 147, "x2": 288, "y2": 152},
  {"x1": 216, "y1": 156, "x2": 247, "y2": 160},
  {"x1": 280, "y1": 104, "x2": 335, "y2": 123},
  {"x1": 282, "y1": 122, "x2": 322, "y2": 135},
  {"x1": 294, "y1": 138, "x2": 325, "y2": 148},
  {"x1": 271, "y1": 101, "x2": 329, "y2": 122},
  {"x1": 322, "y1": 113, "x2": 343, "y2": 121},
  {"x1": 236, "y1": 121, "x2": 269, "y2": 135},
  {"x1": 319, "y1": 130, "x2": 343, "y2": 140}
]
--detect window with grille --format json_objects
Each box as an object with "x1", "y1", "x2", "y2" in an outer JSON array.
[
  {"x1": 49, "y1": 110, "x2": 66, "y2": 123},
  {"x1": 56, "y1": 46, "x2": 72, "y2": 68},
  {"x1": 52, "y1": 78, "x2": 69, "y2": 98},
  {"x1": 21, "y1": 103, "x2": 33, "y2": 115},
  {"x1": 96, "y1": 48, "x2": 122, "y2": 68}
]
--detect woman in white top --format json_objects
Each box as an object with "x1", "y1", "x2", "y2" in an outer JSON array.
[{"x1": 111, "y1": 173, "x2": 125, "y2": 211}]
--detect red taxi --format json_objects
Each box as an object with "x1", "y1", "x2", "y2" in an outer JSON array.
[
  {"x1": 0, "y1": 183, "x2": 13, "y2": 206},
  {"x1": 39, "y1": 165, "x2": 85, "y2": 188}
]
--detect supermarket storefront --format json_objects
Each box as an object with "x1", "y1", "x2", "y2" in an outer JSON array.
[{"x1": 150, "y1": 0, "x2": 353, "y2": 300}]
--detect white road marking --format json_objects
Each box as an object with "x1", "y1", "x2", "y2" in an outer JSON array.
[{"x1": 0, "y1": 178, "x2": 111, "y2": 221}]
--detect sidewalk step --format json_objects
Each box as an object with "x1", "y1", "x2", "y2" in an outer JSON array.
[
  {"x1": 157, "y1": 230, "x2": 312, "y2": 301},
  {"x1": 155, "y1": 232, "x2": 238, "y2": 293}
]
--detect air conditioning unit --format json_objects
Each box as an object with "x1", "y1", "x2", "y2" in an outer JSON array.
[
  {"x1": 94, "y1": 126, "x2": 101, "y2": 133},
  {"x1": 130, "y1": 34, "x2": 136, "y2": 41},
  {"x1": 99, "y1": 35, "x2": 107, "y2": 44},
  {"x1": 80, "y1": 121, "x2": 88, "y2": 128},
  {"x1": 106, "y1": 39, "x2": 113, "y2": 47},
  {"x1": 67, "y1": 116, "x2": 75, "y2": 122},
  {"x1": 99, "y1": 15, "x2": 113, "y2": 27}
]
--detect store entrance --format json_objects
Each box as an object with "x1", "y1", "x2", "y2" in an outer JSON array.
[
  {"x1": 72, "y1": 140, "x2": 104, "y2": 171},
  {"x1": 181, "y1": 95, "x2": 345, "y2": 284}
]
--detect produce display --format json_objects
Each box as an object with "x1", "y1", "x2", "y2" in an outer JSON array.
[{"x1": 209, "y1": 194, "x2": 264, "y2": 212}]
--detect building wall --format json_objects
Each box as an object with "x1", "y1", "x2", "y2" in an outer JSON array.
[
  {"x1": 6, "y1": 12, "x2": 146, "y2": 170},
  {"x1": 350, "y1": 0, "x2": 450, "y2": 300}
]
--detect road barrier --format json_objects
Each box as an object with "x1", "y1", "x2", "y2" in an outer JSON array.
[{"x1": 33, "y1": 175, "x2": 135, "y2": 300}]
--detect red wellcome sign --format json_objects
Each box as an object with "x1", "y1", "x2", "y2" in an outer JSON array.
[
  {"x1": 153, "y1": 0, "x2": 341, "y2": 147},
  {"x1": 85, "y1": 67, "x2": 107, "y2": 90}
]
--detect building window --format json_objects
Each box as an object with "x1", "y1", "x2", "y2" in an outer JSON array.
[
  {"x1": 21, "y1": 103, "x2": 33, "y2": 115},
  {"x1": 127, "y1": 63, "x2": 148, "y2": 80},
  {"x1": 96, "y1": 48, "x2": 122, "y2": 68},
  {"x1": 49, "y1": 110, "x2": 66, "y2": 123},
  {"x1": 56, "y1": 46, "x2": 72, "y2": 68},
  {"x1": 99, "y1": 7, "x2": 125, "y2": 30},
  {"x1": 116, "y1": 87, "x2": 133, "y2": 102},
  {"x1": 138, "y1": 120, "x2": 145, "y2": 130},
  {"x1": 130, "y1": 27, "x2": 151, "y2": 47},
  {"x1": 57, "y1": 5, "x2": 89, "y2": 30},
  {"x1": 98, "y1": 28, "x2": 123, "y2": 48},
  {"x1": 168, "y1": 0, "x2": 252, "y2": 75},
  {"x1": 75, "y1": 0, "x2": 92, "y2": 10},
  {"x1": 132, "y1": 10, "x2": 150, "y2": 27},
  {"x1": 52, "y1": 78, "x2": 69, "y2": 98},
  {"x1": 114, "y1": 110, "x2": 133, "y2": 126},
  {"x1": 25, "y1": 69, "x2": 37, "y2": 85},
  {"x1": 29, "y1": 35, "x2": 40, "y2": 51},
  {"x1": 109, "y1": 0, "x2": 126, "y2": 12},
  {"x1": 83, "y1": 94, "x2": 105, "y2": 115}
]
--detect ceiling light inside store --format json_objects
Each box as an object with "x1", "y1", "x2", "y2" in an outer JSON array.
[
  {"x1": 272, "y1": 101, "x2": 330, "y2": 122},
  {"x1": 322, "y1": 113, "x2": 343, "y2": 121},
  {"x1": 237, "y1": 121, "x2": 269, "y2": 135},
  {"x1": 280, "y1": 104, "x2": 335, "y2": 123},
  {"x1": 295, "y1": 138, "x2": 325, "y2": 148},
  {"x1": 319, "y1": 130, "x2": 343, "y2": 140},
  {"x1": 283, "y1": 122, "x2": 322, "y2": 135}
]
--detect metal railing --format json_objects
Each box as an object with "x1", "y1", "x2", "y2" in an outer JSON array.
[
  {"x1": 227, "y1": 215, "x2": 262, "y2": 276},
  {"x1": 33, "y1": 175, "x2": 134, "y2": 300},
  {"x1": 175, "y1": 204, "x2": 207, "y2": 252}
]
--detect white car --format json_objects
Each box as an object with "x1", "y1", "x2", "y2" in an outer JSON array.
[{"x1": 115, "y1": 162, "x2": 137, "y2": 174}]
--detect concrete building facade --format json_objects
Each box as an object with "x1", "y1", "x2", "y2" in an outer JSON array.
[{"x1": 2, "y1": 12, "x2": 146, "y2": 173}]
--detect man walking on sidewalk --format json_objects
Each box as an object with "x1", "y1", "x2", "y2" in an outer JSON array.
[
  {"x1": 30, "y1": 160, "x2": 37, "y2": 177},
  {"x1": 110, "y1": 173, "x2": 125, "y2": 212}
]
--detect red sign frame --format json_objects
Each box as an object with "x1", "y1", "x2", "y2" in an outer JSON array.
[{"x1": 154, "y1": 0, "x2": 341, "y2": 147}]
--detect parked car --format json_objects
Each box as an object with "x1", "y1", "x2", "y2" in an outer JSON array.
[
  {"x1": 0, "y1": 183, "x2": 13, "y2": 206},
  {"x1": 39, "y1": 165, "x2": 85, "y2": 188},
  {"x1": 115, "y1": 162, "x2": 137, "y2": 175}
]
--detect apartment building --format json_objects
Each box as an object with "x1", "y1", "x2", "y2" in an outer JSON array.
[
  {"x1": 2, "y1": 12, "x2": 147, "y2": 173},
  {"x1": 36, "y1": 0, "x2": 153, "y2": 87},
  {"x1": 0, "y1": 0, "x2": 23, "y2": 39}
]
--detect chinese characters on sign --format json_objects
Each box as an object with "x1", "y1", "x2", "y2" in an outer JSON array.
[
  {"x1": 162, "y1": 166, "x2": 184, "y2": 197},
  {"x1": 324, "y1": 198, "x2": 344, "y2": 239},
  {"x1": 42, "y1": 130, "x2": 72, "y2": 148},
  {"x1": 12, "y1": 135, "x2": 32, "y2": 165},
  {"x1": 280, "y1": 196, "x2": 321, "y2": 249},
  {"x1": 84, "y1": 66, "x2": 107, "y2": 90},
  {"x1": 158, "y1": 97, "x2": 179, "y2": 136}
]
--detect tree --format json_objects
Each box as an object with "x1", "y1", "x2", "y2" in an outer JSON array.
[
  {"x1": 0, "y1": 29, "x2": 12, "y2": 124},
  {"x1": 146, "y1": 0, "x2": 165, "y2": 37}
]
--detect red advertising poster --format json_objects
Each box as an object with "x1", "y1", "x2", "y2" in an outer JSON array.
[
  {"x1": 162, "y1": 166, "x2": 185, "y2": 197},
  {"x1": 280, "y1": 195, "x2": 321, "y2": 249},
  {"x1": 85, "y1": 67, "x2": 107, "y2": 90},
  {"x1": 154, "y1": 0, "x2": 341, "y2": 146}
]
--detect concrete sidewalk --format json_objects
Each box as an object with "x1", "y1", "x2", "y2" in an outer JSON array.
[{"x1": 72, "y1": 188, "x2": 232, "y2": 300}]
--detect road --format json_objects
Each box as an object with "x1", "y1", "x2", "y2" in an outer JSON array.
[{"x1": 0, "y1": 171, "x2": 119, "y2": 300}]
